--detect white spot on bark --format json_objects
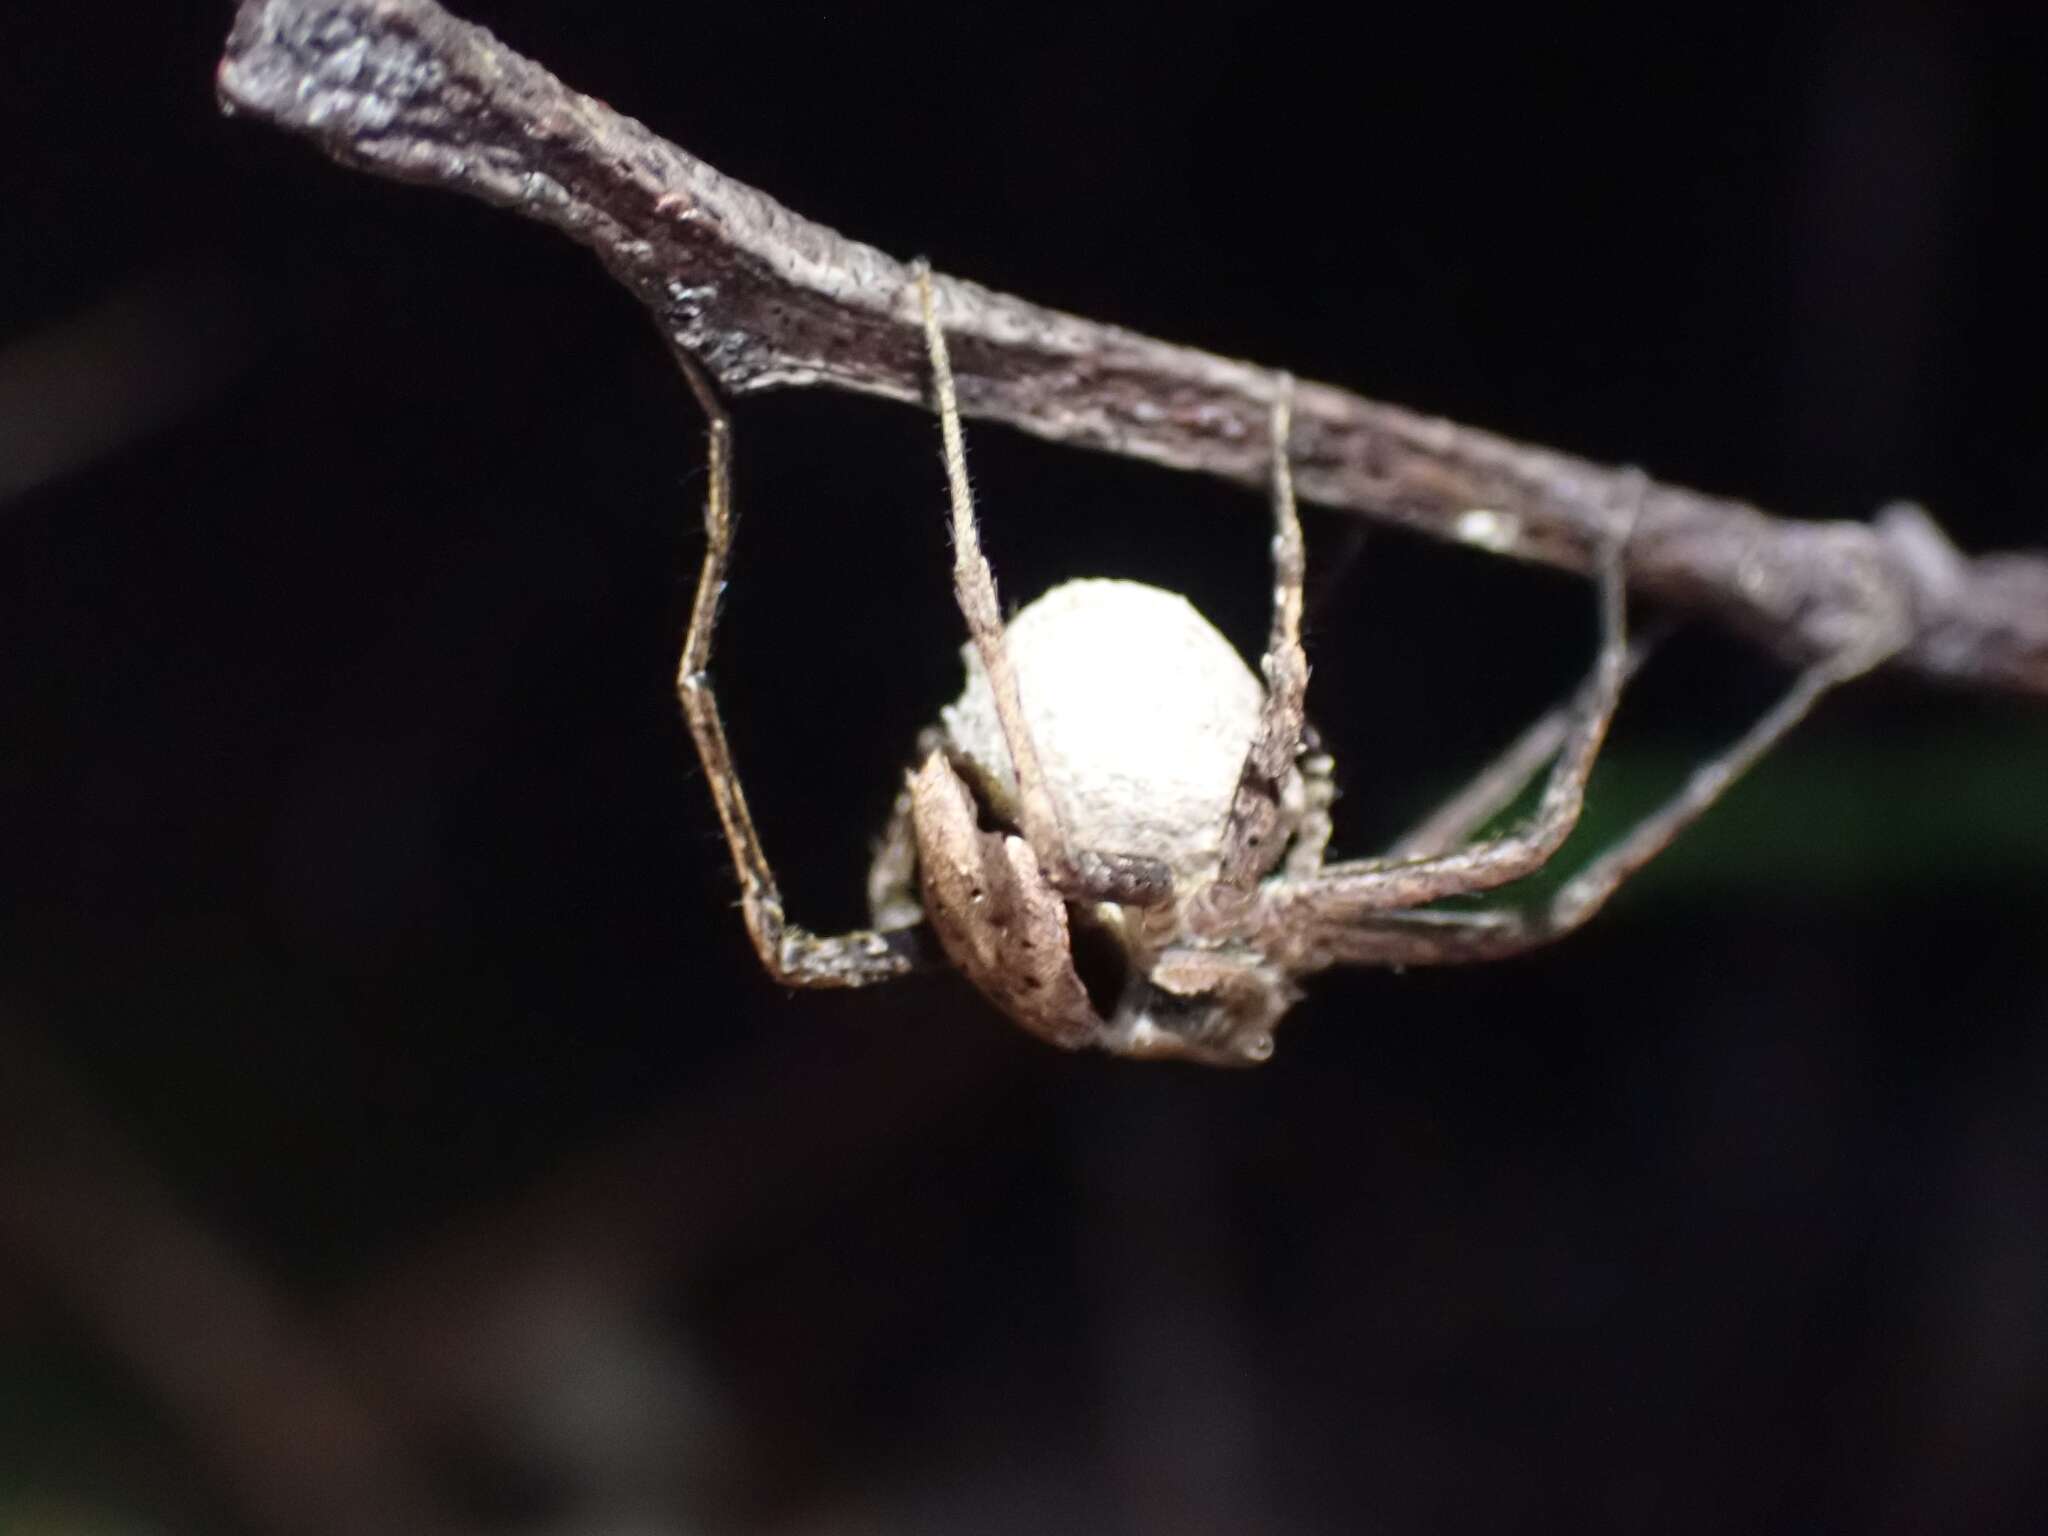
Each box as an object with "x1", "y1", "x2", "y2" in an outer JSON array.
[{"x1": 1456, "y1": 508, "x2": 1521, "y2": 553}]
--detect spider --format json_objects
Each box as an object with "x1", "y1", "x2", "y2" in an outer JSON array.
[{"x1": 674, "y1": 261, "x2": 1881, "y2": 1066}]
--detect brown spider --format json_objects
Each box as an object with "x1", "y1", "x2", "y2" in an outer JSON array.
[{"x1": 676, "y1": 262, "x2": 1877, "y2": 1066}]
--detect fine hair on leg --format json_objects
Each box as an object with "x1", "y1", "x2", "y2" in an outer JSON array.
[
  {"x1": 910, "y1": 260, "x2": 1172, "y2": 908},
  {"x1": 1212, "y1": 373, "x2": 1312, "y2": 895},
  {"x1": 1386, "y1": 625, "x2": 1668, "y2": 862},
  {"x1": 1279, "y1": 474, "x2": 1645, "y2": 920},
  {"x1": 671, "y1": 347, "x2": 925, "y2": 986},
  {"x1": 1291, "y1": 632, "x2": 1892, "y2": 968}
]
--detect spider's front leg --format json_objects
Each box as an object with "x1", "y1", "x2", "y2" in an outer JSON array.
[
  {"x1": 674, "y1": 359, "x2": 926, "y2": 987},
  {"x1": 912, "y1": 262, "x2": 1173, "y2": 909},
  {"x1": 1212, "y1": 375, "x2": 1311, "y2": 894},
  {"x1": 1278, "y1": 478, "x2": 1644, "y2": 919},
  {"x1": 1522, "y1": 627, "x2": 1893, "y2": 941},
  {"x1": 1279, "y1": 514, "x2": 1906, "y2": 968},
  {"x1": 1383, "y1": 624, "x2": 1667, "y2": 862},
  {"x1": 1291, "y1": 644, "x2": 1889, "y2": 968}
]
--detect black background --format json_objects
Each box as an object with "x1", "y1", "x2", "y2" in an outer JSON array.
[{"x1": 4, "y1": 2, "x2": 2047, "y2": 1532}]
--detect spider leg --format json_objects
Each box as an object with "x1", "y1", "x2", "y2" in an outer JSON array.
[
  {"x1": 673, "y1": 356, "x2": 927, "y2": 986},
  {"x1": 1283, "y1": 725, "x2": 1339, "y2": 879},
  {"x1": 1213, "y1": 375, "x2": 1311, "y2": 891},
  {"x1": 1290, "y1": 640, "x2": 1890, "y2": 967},
  {"x1": 1275, "y1": 477, "x2": 1642, "y2": 918},
  {"x1": 912, "y1": 261, "x2": 1173, "y2": 909},
  {"x1": 1523, "y1": 643, "x2": 1881, "y2": 942},
  {"x1": 866, "y1": 728, "x2": 944, "y2": 933},
  {"x1": 1385, "y1": 624, "x2": 1667, "y2": 861},
  {"x1": 1286, "y1": 906, "x2": 1533, "y2": 969}
]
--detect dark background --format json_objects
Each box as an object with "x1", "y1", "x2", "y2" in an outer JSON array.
[{"x1": 4, "y1": 2, "x2": 2047, "y2": 1532}]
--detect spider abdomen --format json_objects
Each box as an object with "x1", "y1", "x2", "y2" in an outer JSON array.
[{"x1": 941, "y1": 578, "x2": 1300, "y2": 884}]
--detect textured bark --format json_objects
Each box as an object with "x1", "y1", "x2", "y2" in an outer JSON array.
[{"x1": 218, "y1": 0, "x2": 2048, "y2": 698}]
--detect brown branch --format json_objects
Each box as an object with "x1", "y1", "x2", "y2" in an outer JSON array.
[{"x1": 218, "y1": 0, "x2": 2048, "y2": 699}]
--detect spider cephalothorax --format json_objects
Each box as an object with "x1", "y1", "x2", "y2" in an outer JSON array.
[{"x1": 674, "y1": 261, "x2": 1875, "y2": 1066}]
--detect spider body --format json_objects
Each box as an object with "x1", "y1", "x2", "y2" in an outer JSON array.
[
  {"x1": 906, "y1": 578, "x2": 1314, "y2": 1065},
  {"x1": 673, "y1": 261, "x2": 1874, "y2": 1067},
  {"x1": 939, "y1": 579, "x2": 1307, "y2": 885}
]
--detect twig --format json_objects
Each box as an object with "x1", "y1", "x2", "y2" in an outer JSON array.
[{"x1": 217, "y1": 0, "x2": 2048, "y2": 699}]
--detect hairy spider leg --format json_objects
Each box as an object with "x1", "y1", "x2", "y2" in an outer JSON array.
[
  {"x1": 1276, "y1": 476, "x2": 1644, "y2": 918},
  {"x1": 1280, "y1": 506, "x2": 1362, "y2": 881},
  {"x1": 1211, "y1": 376, "x2": 1313, "y2": 893},
  {"x1": 865, "y1": 726, "x2": 947, "y2": 934},
  {"x1": 673, "y1": 356, "x2": 926, "y2": 986},
  {"x1": 864, "y1": 774, "x2": 924, "y2": 934},
  {"x1": 1384, "y1": 624, "x2": 1668, "y2": 861},
  {"x1": 1295, "y1": 633, "x2": 1890, "y2": 967},
  {"x1": 1284, "y1": 724, "x2": 1339, "y2": 880},
  {"x1": 911, "y1": 260, "x2": 1174, "y2": 909}
]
